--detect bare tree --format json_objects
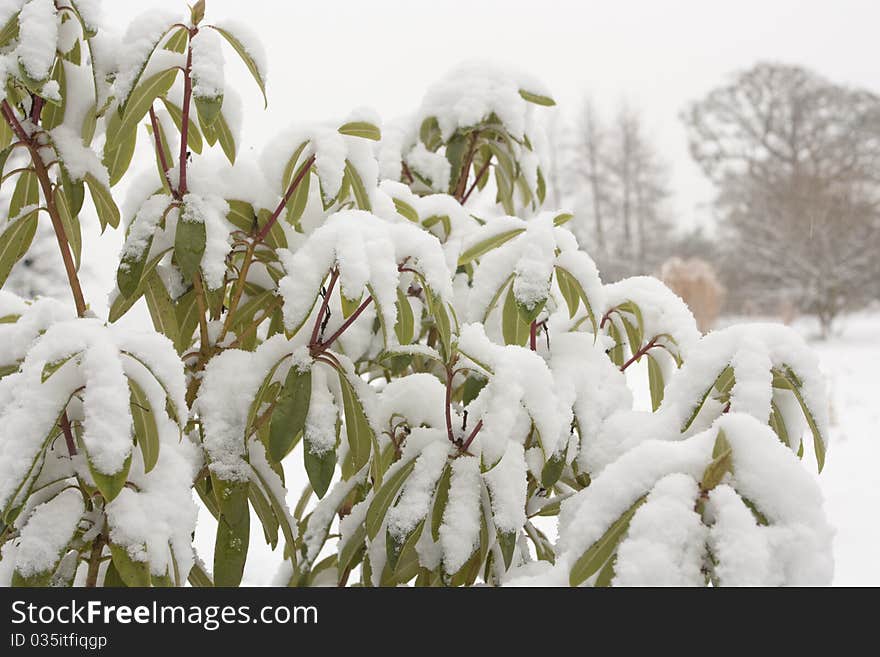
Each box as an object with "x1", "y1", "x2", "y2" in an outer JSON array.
[
  {"x1": 561, "y1": 99, "x2": 672, "y2": 280},
  {"x1": 683, "y1": 62, "x2": 880, "y2": 336}
]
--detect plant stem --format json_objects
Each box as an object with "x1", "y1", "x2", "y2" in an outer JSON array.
[
  {"x1": 256, "y1": 154, "x2": 316, "y2": 243},
  {"x1": 59, "y1": 413, "x2": 77, "y2": 456},
  {"x1": 309, "y1": 268, "x2": 339, "y2": 347},
  {"x1": 84, "y1": 529, "x2": 106, "y2": 587},
  {"x1": 620, "y1": 337, "x2": 658, "y2": 372},
  {"x1": 216, "y1": 240, "x2": 256, "y2": 345},
  {"x1": 312, "y1": 295, "x2": 373, "y2": 356},
  {"x1": 178, "y1": 29, "x2": 196, "y2": 197},
  {"x1": 192, "y1": 273, "x2": 211, "y2": 354},
  {"x1": 445, "y1": 365, "x2": 455, "y2": 443},
  {"x1": 461, "y1": 155, "x2": 491, "y2": 204},
  {"x1": 1, "y1": 100, "x2": 87, "y2": 317},
  {"x1": 148, "y1": 106, "x2": 177, "y2": 197},
  {"x1": 529, "y1": 320, "x2": 537, "y2": 351},
  {"x1": 461, "y1": 420, "x2": 483, "y2": 452},
  {"x1": 453, "y1": 131, "x2": 479, "y2": 201}
]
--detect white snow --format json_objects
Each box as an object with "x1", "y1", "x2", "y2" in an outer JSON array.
[
  {"x1": 190, "y1": 27, "x2": 224, "y2": 100},
  {"x1": 12, "y1": 488, "x2": 83, "y2": 578},
  {"x1": 16, "y1": 0, "x2": 57, "y2": 81},
  {"x1": 439, "y1": 455, "x2": 482, "y2": 574}
]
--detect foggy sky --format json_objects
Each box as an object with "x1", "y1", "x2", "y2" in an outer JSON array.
[{"x1": 104, "y1": 0, "x2": 880, "y2": 232}]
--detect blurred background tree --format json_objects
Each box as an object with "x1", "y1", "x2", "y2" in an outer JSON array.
[{"x1": 682, "y1": 62, "x2": 880, "y2": 337}]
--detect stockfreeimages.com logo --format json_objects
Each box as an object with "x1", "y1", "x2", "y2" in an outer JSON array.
[{"x1": 10, "y1": 599, "x2": 318, "y2": 632}]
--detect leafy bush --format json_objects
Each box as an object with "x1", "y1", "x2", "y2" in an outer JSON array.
[{"x1": 0, "y1": 0, "x2": 832, "y2": 587}]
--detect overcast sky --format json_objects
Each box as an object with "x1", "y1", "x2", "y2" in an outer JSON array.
[{"x1": 103, "y1": 0, "x2": 880, "y2": 233}]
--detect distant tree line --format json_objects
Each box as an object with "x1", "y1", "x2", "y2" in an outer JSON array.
[{"x1": 552, "y1": 62, "x2": 880, "y2": 337}]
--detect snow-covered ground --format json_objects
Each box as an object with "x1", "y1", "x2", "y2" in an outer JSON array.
[
  {"x1": 191, "y1": 311, "x2": 880, "y2": 586},
  {"x1": 804, "y1": 312, "x2": 880, "y2": 586}
]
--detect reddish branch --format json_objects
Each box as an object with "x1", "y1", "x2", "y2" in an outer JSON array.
[
  {"x1": 149, "y1": 107, "x2": 176, "y2": 196},
  {"x1": 1, "y1": 100, "x2": 86, "y2": 317},
  {"x1": 255, "y1": 155, "x2": 316, "y2": 243},
  {"x1": 178, "y1": 29, "x2": 196, "y2": 196},
  {"x1": 529, "y1": 320, "x2": 538, "y2": 351},
  {"x1": 444, "y1": 365, "x2": 455, "y2": 443},
  {"x1": 620, "y1": 337, "x2": 658, "y2": 372},
  {"x1": 461, "y1": 420, "x2": 483, "y2": 452},
  {"x1": 460, "y1": 155, "x2": 491, "y2": 204},
  {"x1": 453, "y1": 131, "x2": 480, "y2": 201},
  {"x1": 311, "y1": 295, "x2": 374, "y2": 357},
  {"x1": 59, "y1": 413, "x2": 77, "y2": 456},
  {"x1": 309, "y1": 269, "x2": 340, "y2": 347}
]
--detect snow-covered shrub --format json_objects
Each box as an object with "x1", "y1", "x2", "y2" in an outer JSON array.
[{"x1": 0, "y1": 0, "x2": 832, "y2": 587}]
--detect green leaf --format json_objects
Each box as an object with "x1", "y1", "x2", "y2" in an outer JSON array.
[
  {"x1": 109, "y1": 543, "x2": 151, "y2": 587},
  {"x1": 304, "y1": 441, "x2": 336, "y2": 501},
  {"x1": 392, "y1": 198, "x2": 419, "y2": 223},
  {"x1": 109, "y1": 249, "x2": 169, "y2": 323},
  {"x1": 515, "y1": 292, "x2": 546, "y2": 326},
  {"x1": 249, "y1": 481, "x2": 279, "y2": 548},
  {"x1": 386, "y1": 520, "x2": 424, "y2": 583},
  {"x1": 143, "y1": 271, "x2": 180, "y2": 344},
  {"x1": 647, "y1": 353, "x2": 664, "y2": 412},
  {"x1": 458, "y1": 228, "x2": 525, "y2": 266},
  {"x1": 191, "y1": 0, "x2": 206, "y2": 25},
  {"x1": 502, "y1": 283, "x2": 530, "y2": 346},
  {"x1": 54, "y1": 187, "x2": 81, "y2": 270},
  {"x1": 366, "y1": 457, "x2": 416, "y2": 539},
  {"x1": 555, "y1": 266, "x2": 598, "y2": 335},
  {"x1": 195, "y1": 94, "x2": 223, "y2": 128},
  {"x1": 284, "y1": 159, "x2": 312, "y2": 226},
  {"x1": 164, "y1": 26, "x2": 189, "y2": 53},
  {"x1": 103, "y1": 114, "x2": 137, "y2": 187},
  {"x1": 41, "y1": 59, "x2": 66, "y2": 130},
  {"x1": 108, "y1": 68, "x2": 178, "y2": 152},
  {"x1": 162, "y1": 97, "x2": 204, "y2": 154},
  {"x1": 0, "y1": 10, "x2": 19, "y2": 48},
  {"x1": 344, "y1": 160, "x2": 371, "y2": 210},
  {"x1": 431, "y1": 463, "x2": 452, "y2": 542},
  {"x1": 518, "y1": 89, "x2": 556, "y2": 106},
  {"x1": 594, "y1": 554, "x2": 617, "y2": 587},
  {"x1": 117, "y1": 215, "x2": 159, "y2": 299},
  {"x1": 268, "y1": 365, "x2": 312, "y2": 462},
  {"x1": 250, "y1": 463, "x2": 298, "y2": 561},
  {"x1": 209, "y1": 25, "x2": 267, "y2": 108},
  {"x1": 42, "y1": 353, "x2": 78, "y2": 382},
  {"x1": 569, "y1": 495, "x2": 646, "y2": 586},
  {"x1": 700, "y1": 429, "x2": 733, "y2": 491},
  {"x1": 212, "y1": 476, "x2": 250, "y2": 587},
  {"x1": 0, "y1": 213, "x2": 38, "y2": 287},
  {"x1": 84, "y1": 173, "x2": 120, "y2": 230},
  {"x1": 10, "y1": 168, "x2": 39, "y2": 219},
  {"x1": 394, "y1": 288, "x2": 414, "y2": 344},
  {"x1": 540, "y1": 447, "x2": 567, "y2": 489},
  {"x1": 338, "y1": 524, "x2": 366, "y2": 575},
  {"x1": 87, "y1": 451, "x2": 132, "y2": 503},
  {"x1": 174, "y1": 288, "x2": 200, "y2": 354},
  {"x1": 103, "y1": 560, "x2": 127, "y2": 587},
  {"x1": 337, "y1": 371, "x2": 374, "y2": 480},
  {"x1": 174, "y1": 211, "x2": 206, "y2": 281},
  {"x1": 214, "y1": 110, "x2": 237, "y2": 164},
  {"x1": 681, "y1": 366, "x2": 734, "y2": 433},
  {"x1": 338, "y1": 121, "x2": 381, "y2": 141},
  {"x1": 772, "y1": 366, "x2": 826, "y2": 472},
  {"x1": 130, "y1": 378, "x2": 160, "y2": 474},
  {"x1": 769, "y1": 399, "x2": 791, "y2": 447},
  {"x1": 497, "y1": 529, "x2": 517, "y2": 570}
]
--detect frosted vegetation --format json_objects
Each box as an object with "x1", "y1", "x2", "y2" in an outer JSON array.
[{"x1": 0, "y1": 0, "x2": 832, "y2": 587}]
